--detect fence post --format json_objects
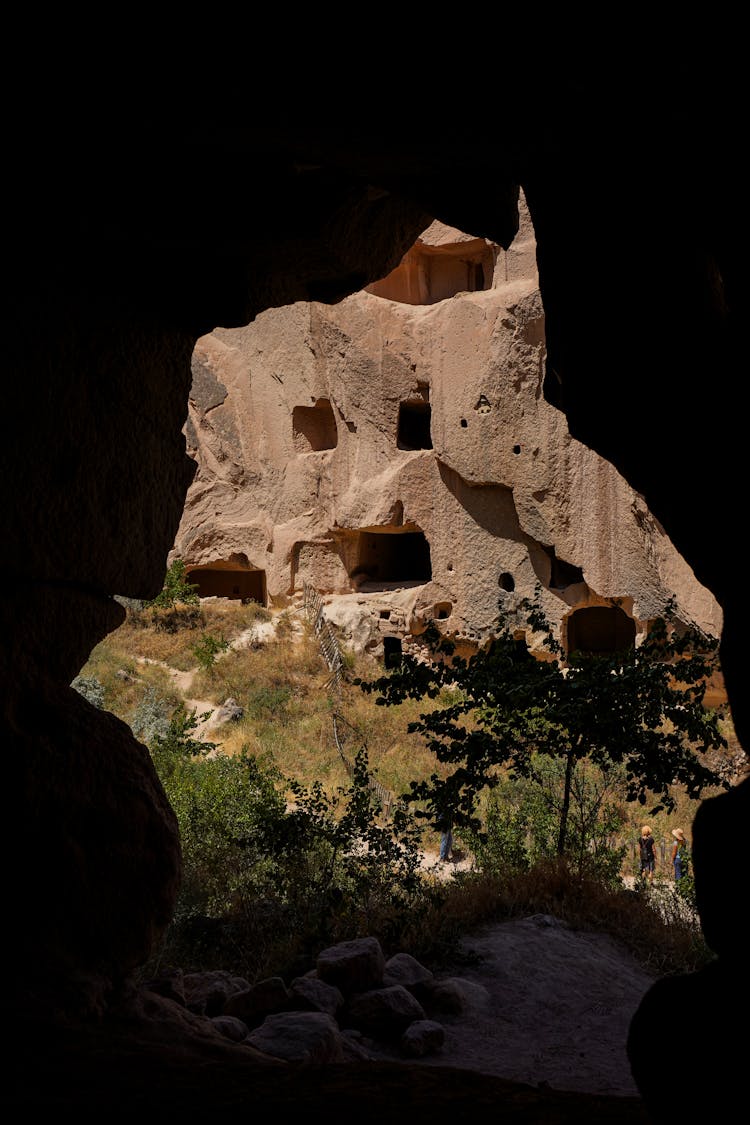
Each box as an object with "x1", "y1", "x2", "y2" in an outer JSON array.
[{"x1": 304, "y1": 581, "x2": 396, "y2": 822}]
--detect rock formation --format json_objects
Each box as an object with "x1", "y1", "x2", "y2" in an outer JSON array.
[
  {"x1": 173, "y1": 198, "x2": 723, "y2": 677},
  {"x1": 3, "y1": 43, "x2": 747, "y2": 1123}
]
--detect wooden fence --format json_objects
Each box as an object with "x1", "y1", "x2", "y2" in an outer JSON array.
[{"x1": 303, "y1": 582, "x2": 395, "y2": 819}]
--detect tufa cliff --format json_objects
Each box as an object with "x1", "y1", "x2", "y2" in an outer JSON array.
[{"x1": 173, "y1": 199, "x2": 722, "y2": 677}]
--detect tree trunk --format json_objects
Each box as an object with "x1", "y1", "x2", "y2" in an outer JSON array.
[{"x1": 557, "y1": 748, "x2": 575, "y2": 855}]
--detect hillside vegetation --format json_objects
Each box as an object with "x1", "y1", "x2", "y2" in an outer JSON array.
[
  {"x1": 79, "y1": 596, "x2": 443, "y2": 805},
  {"x1": 80, "y1": 595, "x2": 734, "y2": 852},
  {"x1": 73, "y1": 592, "x2": 737, "y2": 984}
]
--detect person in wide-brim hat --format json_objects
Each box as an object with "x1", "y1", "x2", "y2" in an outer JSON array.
[
  {"x1": 639, "y1": 826, "x2": 656, "y2": 882},
  {"x1": 671, "y1": 828, "x2": 688, "y2": 882}
]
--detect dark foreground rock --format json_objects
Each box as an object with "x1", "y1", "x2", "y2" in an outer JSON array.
[
  {"x1": 7, "y1": 1014, "x2": 650, "y2": 1125},
  {"x1": 7, "y1": 931, "x2": 653, "y2": 1123}
]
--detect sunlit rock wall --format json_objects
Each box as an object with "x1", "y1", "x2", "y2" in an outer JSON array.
[{"x1": 172, "y1": 197, "x2": 721, "y2": 661}]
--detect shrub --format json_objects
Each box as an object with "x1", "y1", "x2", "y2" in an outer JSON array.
[
  {"x1": 71, "y1": 675, "x2": 105, "y2": 709},
  {"x1": 143, "y1": 742, "x2": 444, "y2": 982},
  {"x1": 470, "y1": 756, "x2": 627, "y2": 888},
  {"x1": 246, "y1": 684, "x2": 293, "y2": 720},
  {"x1": 130, "y1": 686, "x2": 173, "y2": 746},
  {"x1": 145, "y1": 559, "x2": 200, "y2": 610},
  {"x1": 148, "y1": 604, "x2": 203, "y2": 634},
  {"x1": 192, "y1": 632, "x2": 230, "y2": 673}
]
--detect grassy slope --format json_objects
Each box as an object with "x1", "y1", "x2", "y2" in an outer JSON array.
[
  {"x1": 80, "y1": 598, "x2": 442, "y2": 812},
  {"x1": 78, "y1": 596, "x2": 734, "y2": 978},
  {"x1": 79, "y1": 597, "x2": 734, "y2": 865}
]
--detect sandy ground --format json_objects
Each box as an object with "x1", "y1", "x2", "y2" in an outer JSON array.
[{"x1": 366, "y1": 909, "x2": 656, "y2": 1098}]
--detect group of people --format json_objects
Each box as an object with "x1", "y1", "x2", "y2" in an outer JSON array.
[
  {"x1": 436, "y1": 819, "x2": 690, "y2": 879},
  {"x1": 638, "y1": 825, "x2": 689, "y2": 884}
]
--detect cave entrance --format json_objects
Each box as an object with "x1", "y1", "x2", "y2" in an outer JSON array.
[
  {"x1": 565, "y1": 605, "x2": 636, "y2": 656},
  {"x1": 353, "y1": 529, "x2": 432, "y2": 586},
  {"x1": 397, "y1": 385, "x2": 432, "y2": 450},
  {"x1": 292, "y1": 398, "x2": 338, "y2": 452},
  {"x1": 365, "y1": 233, "x2": 495, "y2": 305},
  {"x1": 185, "y1": 566, "x2": 267, "y2": 604},
  {"x1": 545, "y1": 546, "x2": 584, "y2": 591},
  {"x1": 383, "y1": 636, "x2": 403, "y2": 669}
]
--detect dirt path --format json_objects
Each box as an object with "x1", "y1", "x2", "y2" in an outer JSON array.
[
  {"x1": 134, "y1": 613, "x2": 298, "y2": 741},
  {"x1": 136, "y1": 657, "x2": 218, "y2": 731},
  {"x1": 417, "y1": 846, "x2": 476, "y2": 881}
]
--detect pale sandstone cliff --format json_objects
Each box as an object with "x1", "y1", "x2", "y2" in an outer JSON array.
[{"x1": 171, "y1": 197, "x2": 722, "y2": 671}]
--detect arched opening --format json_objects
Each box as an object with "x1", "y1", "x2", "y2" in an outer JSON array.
[
  {"x1": 565, "y1": 605, "x2": 636, "y2": 656},
  {"x1": 185, "y1": 566, "x2": 267, "y2": 604}
]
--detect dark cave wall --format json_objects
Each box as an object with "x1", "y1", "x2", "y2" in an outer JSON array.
[{"x1": 2, "y1": 53, "x2": 746, "y2": 1118}]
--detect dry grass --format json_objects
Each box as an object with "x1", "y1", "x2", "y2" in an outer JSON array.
[
  {"x1": 405, "y1": 859, "x2": 713, "y2": 978},
  {"x1": 77, "y1": 598, "x2": 728, "y2": 982},
  {"x1": 80, "y1": 638, "x2": 182, "y2": 725},
  {"x1": 80, "y1": 601, "x2": 432, "y2": 797},
  {"x1": 81, "y1": 596, "x2": 737, "y2": 875},
  {"x1": 107, "y1": 599, "x2": 273, "y2": 671}
]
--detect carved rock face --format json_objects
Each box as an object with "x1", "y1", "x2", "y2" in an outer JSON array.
[{"x1": 173, "y1": 202, "x2": 722, "y2": 665}]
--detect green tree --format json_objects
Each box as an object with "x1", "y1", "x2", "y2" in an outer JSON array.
[
  {"x1": 280, "y1": 748, "x2": 426, "y2": 940},
  {"x1": 149, "y1": 705, "x2": 216, "y2": 780},
  {"x1": 145, "y1": 559, "x2": 200, "y2": 609},
  {"x1": 472, "y1": 754, "x2": 628, "y2": 886},
  {"x1": 192, "y1": 631, "x2": 230, "y2": 672},
  {"x1": 144, "y1": 734, "x2": 432, "y2": 980},
  {"x1": 356, "y1": 589, "x2": 729, "y2": 855}
]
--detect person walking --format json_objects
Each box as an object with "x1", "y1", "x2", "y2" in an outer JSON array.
[
  {"x1": 671, "y1": 828, "x2": 688, "y2": 882},
  {"x1": 638, "y1": 825, "x2": 656, "y2": 884},
  {"x1": 437, "y1": 815, "x2": 453, "y2": 863}
]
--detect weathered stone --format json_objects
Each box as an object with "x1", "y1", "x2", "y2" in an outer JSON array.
[
  {"x1": 182, "y1": 969, "x2": 252, "y2": 1017},
  {"x1": 213, "y1": 697, "x2": 244, "y2": 723},
  {"x1": 383, "y1": 952, "x2": 435, "y2": 999},
  {"x1": 288, "y1": 975, "x2": 344, "y2": 1016},
  {"x1": 346, "y1": 985, "x2": 426, "y2": 1037},
  {"x1": 423, "y1": 978, "x2": 492, "y2": 1016},
  {"x1": 245, "y1": 1011, "x2": 347, "y2": 1064},
  {"x1": 316, "y1": 936, "x2": 386, "y2": 994},
  {"x1": 211, "y1": 1014, "x2": 250, "y2": 1042},
  {"x1": 172, "y1": 199, "x2": 724, "y2": 685},
  {"x1": 224, "y1": 977, "x2": 290, "y2": 1025},
  {"x1": 400, "y1": 1019, "x2": 446, "y2": 1058}
]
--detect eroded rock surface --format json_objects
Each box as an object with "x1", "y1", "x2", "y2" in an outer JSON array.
[{"x1": 173, "y1": 199, "x2": 722, "y2": 671}]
